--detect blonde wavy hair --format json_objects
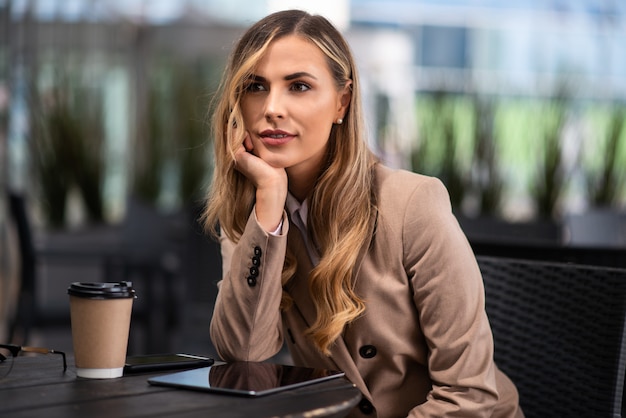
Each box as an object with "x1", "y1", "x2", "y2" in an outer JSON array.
[{"x1": 202, "y1": 9, "x2": 378, "y2": 355}]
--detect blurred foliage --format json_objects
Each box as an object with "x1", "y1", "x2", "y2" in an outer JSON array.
[
  {"x1": 412, "y1": 89, "x2": 625, "y2": 221},
  {"x1": 133, "y1": 70, "x2": 168, "y2": 206},
  {"x1": 30, "y1": 74, "x2": 105, "y2": 228},
  {"x1": 132, "y1": 60, "x2": 212, "y2": 209},
  {"x1": 413, "y1": 92, "x2": 502, "y2": 215},
  {"x1": 19, "y1": 52, "x2": 626, "y2": 229},
  {"x1": 26, "y1": 54, "x2": 216, "y2": 228},
  {"x1": 530, "y1": 95, "x2": 568, "y2": 219},
  {"x1": 584, "y1": 106, "x2": 626, "y2": 207},
  {"x1": 412, "y1": 91, "x2": 469, "y2": 210},
  {"x1": 174, "y1": 65, "x2": 212, "y2": 206},
  {"x1": 470, "y1": 95, "x2": 503, "y2": 216}
]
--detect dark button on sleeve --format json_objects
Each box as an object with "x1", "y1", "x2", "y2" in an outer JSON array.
[
  {"x1": 254, "y1": 246, "x2": 262, "y2": 256},
  {"x1": 358, "y1": 399, "x2": 375, "y2": 415},
  {"x1": 359, "y1": 345, "x2": 377, "y2": 359},
  {"x1": 247, "y1": 276, "x2": 257, "y2": 287},
  {"x1": 249, "y1": 266, "x2": 259, "y2": 277},
  {"x1": 251, "y1": 256, "x2": 261, "y2": 267}
]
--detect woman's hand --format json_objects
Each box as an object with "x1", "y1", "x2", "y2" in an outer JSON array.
[{"x1": 235, "y1": 133, "x2": 287, "y2": 233}]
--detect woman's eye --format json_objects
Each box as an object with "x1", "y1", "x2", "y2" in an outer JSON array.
[
  {"x1": 291, "y1": 82, "x2": 311, "y2": 92},
  {"x1": 245, "y1": 82, "x2": 265, "y2": 92}
]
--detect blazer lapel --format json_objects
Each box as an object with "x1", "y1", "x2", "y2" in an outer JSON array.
[
  {"x1": 284, "y1": 217, "x2": 377, "y2": 401},
  {"x1": 284, "y1": 225, "x2": 317, "y2": 326},
  {"x1": 333, "y1": 208, "x2": 377, "y2": 400},
  {"x1": 352, "y1": 207, "x2": 378, "y2": 284}
]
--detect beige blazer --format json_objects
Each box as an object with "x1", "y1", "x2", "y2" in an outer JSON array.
[{"x1": 211, "y1": 164, "x2": 523, "y2": 418}]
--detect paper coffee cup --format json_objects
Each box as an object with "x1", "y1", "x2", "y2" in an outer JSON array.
[{"x1": 68, "y1": 282, "x2": 136, "y2": 379}]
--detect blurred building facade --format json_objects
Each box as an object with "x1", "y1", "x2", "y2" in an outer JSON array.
[
  {"x1": 350, "y1": 0, "x2": 626, "y2": 221},
  {"x1": 0, "y1": 0, "x2": 626, "y2": 229}
]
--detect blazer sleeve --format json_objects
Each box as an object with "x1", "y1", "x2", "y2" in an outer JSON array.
[
  {"x1": 404, "y1": 178, "x2": 499, "y2": 417},
  {"x1": 210, "y1": 207, "x2": 289, "y2": 362}
]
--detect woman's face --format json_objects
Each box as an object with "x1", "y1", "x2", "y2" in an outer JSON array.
[{"x1": 240, "y1": 35, "x2": 350, "y2": 181}]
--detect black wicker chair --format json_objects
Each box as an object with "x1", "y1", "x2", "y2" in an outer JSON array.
[{"x1": 476, "y1": 256, "x2": 626, "y2": 418}]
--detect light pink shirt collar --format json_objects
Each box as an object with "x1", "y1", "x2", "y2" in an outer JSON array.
[{"x1": 286, "y1": 193, "x2": 308, "y2": 230}]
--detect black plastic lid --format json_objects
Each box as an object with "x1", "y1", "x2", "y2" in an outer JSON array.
[{"x1": 67, "y1": 281, "x2": 135, "y2": 299}]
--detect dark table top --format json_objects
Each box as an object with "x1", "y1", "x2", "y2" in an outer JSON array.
[{"x1": 0, "y1": 355, "x2": 362, "y2": 418}]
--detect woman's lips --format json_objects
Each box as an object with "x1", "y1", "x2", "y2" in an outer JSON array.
[{"x1": 259, "y1": 129, "x2": 295, "y2": 146}]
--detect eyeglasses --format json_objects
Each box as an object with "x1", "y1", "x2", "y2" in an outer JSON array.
[{"x1": 0, "y1": 344, "x2": 67, "y2": 379}]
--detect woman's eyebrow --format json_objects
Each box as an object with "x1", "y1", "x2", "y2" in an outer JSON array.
[
  {"x1": 285, "y1": 72, "x2": 317, "y2": 81},
  {"x1": 248, "y1": 74, "x2": 266, "y2": 83},
  {"x1": 248, "y1": 72, "x2": 317, "y2": 82}
]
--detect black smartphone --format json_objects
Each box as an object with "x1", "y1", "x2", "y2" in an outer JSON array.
[{"x1": 124, "y1": 353, "x2": 214, "y2": 374}]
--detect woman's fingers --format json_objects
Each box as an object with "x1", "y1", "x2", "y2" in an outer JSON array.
[
  {"x1": 234, "y1": 133, "x2": 281, "y2": 187},
  {"x1": 243, "y1": 134, "x2": 254, "y2": 152}
]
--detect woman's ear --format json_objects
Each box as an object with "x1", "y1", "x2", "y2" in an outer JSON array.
[{"x1": 336, "y1": 80, "x2": 352, "y2": 120}]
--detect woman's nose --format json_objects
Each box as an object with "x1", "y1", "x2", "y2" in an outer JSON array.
[{"x1": 264, "y1": 90, "x2": 285, "y2": 121}]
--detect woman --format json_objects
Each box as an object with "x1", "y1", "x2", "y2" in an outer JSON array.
[{"x1": 203, "y1": 9, "x2": 523, "y2": 418}]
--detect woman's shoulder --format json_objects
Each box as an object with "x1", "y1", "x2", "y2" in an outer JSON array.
[
  {"x1": 374, "y1": 163, "x2": 448, "y2": 201},
  {"x1": 372, "y1": 164, "x2": 454, "y2": 234}
]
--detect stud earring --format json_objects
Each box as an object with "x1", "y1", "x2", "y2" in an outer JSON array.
[{"x1": 336, "y1": 118, "x2": 343, "y2": 125}]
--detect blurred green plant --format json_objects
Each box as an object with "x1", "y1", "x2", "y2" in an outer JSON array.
[
  {"x1": 413, "y1": 91, "x2": 503, "y2": 216},
  {"x1": 133, "y1": 76, "x2": 167, "y2": 206},
  {"x1": 30, "y1": 80, "x2": 105, "y2": 228},
  {"x1": 173, "y1": 65, "x2": 211, "y2": 206},
  {"x1": 414, "y1": 90, "x2": 575, "y2": 221},
  {"x1": 530, "y1": 94, "x2": 568, "y2": 219},
  {"x1": 132, "y1": 61, "x2": 211, "y2": 209},
  {"x1": 469, "y1": 95, "x2": 503, "y2": 216},
  {"x1": 584, "y1": 106, "x2": 626, "y2": 207},
  {"x1": 412, "y1": 91, "x2": 469, "y2": 210}
]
